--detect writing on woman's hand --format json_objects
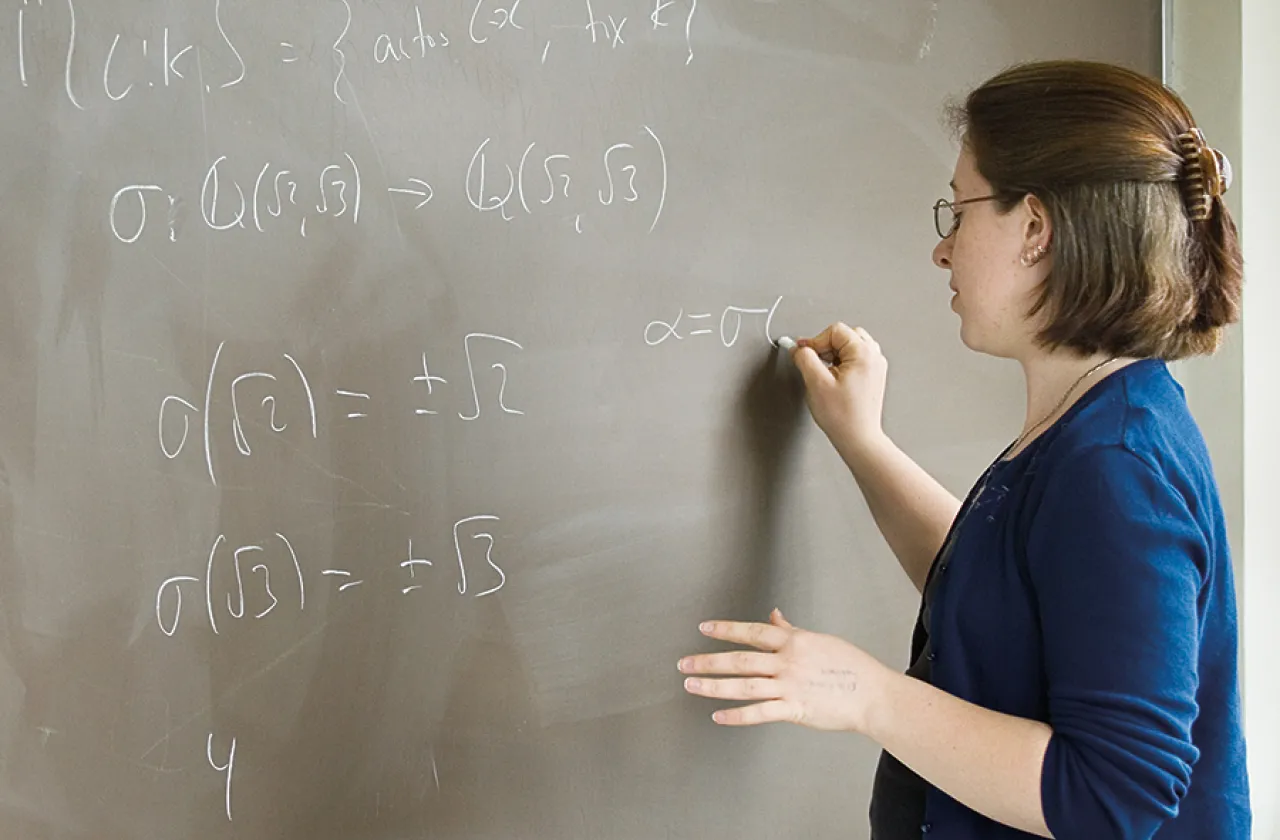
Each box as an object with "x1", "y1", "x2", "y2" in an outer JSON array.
[{"x1": 678, "y1": 609, "x2": 892, "y2": 733}]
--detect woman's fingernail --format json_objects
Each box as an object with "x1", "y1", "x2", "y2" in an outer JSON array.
[
  {"x1": 684, "y1": 678, "x2": 701, "y2": 691},
  {"x1": 699, "y1": 622, "x2": 713, "y2": 633},
  {"x1": 712, "y1": 711, "x2": 725, "y2": 723},
  {"x1": 677, "y1": 658, "x2": 688, "y2": 672}
]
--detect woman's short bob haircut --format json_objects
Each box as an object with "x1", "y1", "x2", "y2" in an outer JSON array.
[{"x1": 950, "y1": 60, "x2": 1242, "y2": 360}]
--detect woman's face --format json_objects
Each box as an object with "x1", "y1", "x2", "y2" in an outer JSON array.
[{"x1": 932, "y1": 145, "x2": 1048, "y2": 360}]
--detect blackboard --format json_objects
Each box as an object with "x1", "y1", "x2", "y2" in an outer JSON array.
[{"x1": 0, "y1": 1, "x2": 1158, "y2": 837}]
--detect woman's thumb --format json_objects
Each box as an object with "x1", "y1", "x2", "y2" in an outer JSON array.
[
  {"x1": 791, "y1": 346, "x2": 832, "y2": 388},
  {"x1": 770, "y1": 608, "x2": 795, "y2": 629}
]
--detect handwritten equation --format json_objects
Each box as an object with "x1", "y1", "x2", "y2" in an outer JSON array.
[
  {"x1": 159, "y1": 516, "x2": 498, "y2": 822},
  {"x1": 109, "y1": 125, "x2": 666, "y2": 240},
  {"x1": 645, "y1": 295, "x2": 784, "y2": 348},
  {"x1": 13, "y1": 0, "x2": 700, "y2": 109},
  {"x1": 158, "y1": 333, "x2": 524, "y2": 486},
  {"x1": 466, "y1": 127, "x2": 667, "y2": 233},
  {"x1": 19, "y1": 0, "x2": 727, "y2": 823},
  {"x1": 156, "y1": 516, "x2": 508, "y2": 639}
]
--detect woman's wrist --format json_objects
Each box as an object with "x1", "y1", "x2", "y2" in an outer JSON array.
[
  {"x1": 832, "y1": 426, "x2": 893, "y2": 474},
  {"x1": 857, "y1": 658, "x2": 903, "y2": 739}
]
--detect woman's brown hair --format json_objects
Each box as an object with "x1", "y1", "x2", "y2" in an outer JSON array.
[{"x1": 951, "y1": 60, "x2": 1241, "y2": 359}]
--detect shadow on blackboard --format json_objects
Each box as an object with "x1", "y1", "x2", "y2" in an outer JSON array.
[{"x1": 713, "y1": 345, "x2": 809, "y2": 626}]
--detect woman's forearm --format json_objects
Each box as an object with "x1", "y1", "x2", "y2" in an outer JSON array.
[
  {"x1": 865, "y1": 670, "x2": 1054, "y2": 837},
  {"x1": 838, "y1": 432, "x2": 962, "y2": 593}
]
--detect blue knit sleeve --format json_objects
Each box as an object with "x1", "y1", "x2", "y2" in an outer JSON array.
[{"x1": 1026, "y1": 445, "x2": 1204, "y2": 840}]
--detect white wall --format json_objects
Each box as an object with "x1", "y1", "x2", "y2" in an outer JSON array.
[
  {"x1": 1168, "y1": 0, "x2": 1280, "y2": 835},
  {"x1": 1240, "y1": 0, "x2": 1280, "y2": 834}
]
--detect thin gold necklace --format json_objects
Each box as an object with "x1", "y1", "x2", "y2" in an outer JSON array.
[
  {"x1": 928, "y1": 356, "x2": 1122, "y2": 581},
  {"x1": 1004, "y1": 356, "x2": 1120, "y2": 459}
]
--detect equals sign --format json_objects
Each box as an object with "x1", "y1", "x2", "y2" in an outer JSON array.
[
  {"x1": 688, "y1": 313, "x2": 713, "y2": 336},
  {"x1": 336, "y1": 389, "x2": 370, "y2": 418}
]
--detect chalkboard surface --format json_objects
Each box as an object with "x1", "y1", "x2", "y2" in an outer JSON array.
[{"x1": 0, "y1": 1, "x2": 1158, "y2": 837}]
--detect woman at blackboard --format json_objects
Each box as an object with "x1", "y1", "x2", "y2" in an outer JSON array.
[{"x1": 678, "y1": 60, "x2": 1250, "y2": 839}]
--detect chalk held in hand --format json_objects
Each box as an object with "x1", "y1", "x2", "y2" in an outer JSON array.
[{"x1": 778, "y1": 334, "x2": 835, "y2": 368}]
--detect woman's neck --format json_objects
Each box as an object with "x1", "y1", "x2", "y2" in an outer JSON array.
[{"x1": 1008, "y1": 352, "x2": 1140, "y2": 457}]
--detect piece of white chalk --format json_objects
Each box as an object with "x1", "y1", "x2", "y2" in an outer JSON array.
[{"x1": 776, "y1": 336, "x2": 797, "y2": 351}]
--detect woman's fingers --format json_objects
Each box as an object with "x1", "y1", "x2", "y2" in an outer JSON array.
[
  {"x1": 678, "y1": 650, "x2": 781, "y2": 677},
  {"x1": 853, "y1": 326, "x2": 881, "y2": 355},
  {"x1": 699, "y1": 620, "x2": 790, "y2": 651},
  {"x1": 799, "y1": 322, "x2": 867, "y2": 367},
  {"x1": 682, "y1": 676, "x2": 780, "y2": 701},
  {"x1": 792, "y1": 344, "x2": 835, "y2": 387},
  {"x1": 710, "y1": 700, "x2": 797, "y2": 726}
]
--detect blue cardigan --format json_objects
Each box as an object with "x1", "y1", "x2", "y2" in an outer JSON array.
[{"x1": 907, "y1": 359, "x2": 1250, "y2": 838}]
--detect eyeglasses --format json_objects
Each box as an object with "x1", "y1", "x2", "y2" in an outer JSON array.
[{"x1": 933, "y1": 194, "x2": 1003, "y2": 239}]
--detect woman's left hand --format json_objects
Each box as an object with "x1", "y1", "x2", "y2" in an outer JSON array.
[{"x1": 679, "y1": 609, "x2": 894, "y2": 733}]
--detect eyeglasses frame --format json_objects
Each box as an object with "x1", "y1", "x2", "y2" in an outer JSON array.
[{"x1": 933, "y1": 194, "x2": 1006, "y2": 239}]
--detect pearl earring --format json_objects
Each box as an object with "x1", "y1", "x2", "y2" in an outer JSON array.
[{"x1": 1020, "y1": 244, "x2": 1048, "y2": 267}]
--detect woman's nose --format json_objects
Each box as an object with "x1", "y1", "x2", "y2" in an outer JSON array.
[{"x1": 932, "y1": 236, "x2": 952, "y2": 269}]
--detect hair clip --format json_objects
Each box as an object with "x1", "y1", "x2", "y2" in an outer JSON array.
[{"x1": 1177, "y1": 128, "x2": 1232, "y2": 222}]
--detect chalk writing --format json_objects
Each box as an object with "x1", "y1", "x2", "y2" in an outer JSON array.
[
  {"x1": 388, "y1": 178, "x2": 435, "y2": 209},
  {"x1": 113, "y1": 126, "x2": 665, "y2": 241},
  {"x1": 336, "y1": 389, "x2": 371, "y2": 419},
  {"x1": 158, "y1": 336, "x2": 525, "y2": 483},
  {"x1": 322, "y1": 568, "x2": 364, "y2": 592},
  {"x1": 459, "y1": 333, "x2": 525, "y2": 421},
  {"x1": 155, "y1": 574, "x2": 200, "y2": 637},
  {"x1": 20, "y1": 0, "x2": 698, "y2": 109},
  {"x1": 102, "y1": 28, "x2": 197, "y2": 100},
  {"x1": 581, "y1": 0, "x2": 627, "y2": 48},
  {"x1": 16, "y1": 0, "x2": 37, "y2": 88},
  {"x1": 159, "y1": 344, "x2": 317, "y2": 485},
  {"x1": 374, "y1": 6, "x2": 450, "y2": 63},
  {"x1": 214, "y1": 0, "x2": 246, "y2": 89},
  {"x1": 400, "y1": 539, "x2": 432, "y2": 594},
  {"x1": 465, "y1": 125, "x2": 667, "y2": 231},
  {"x1": 207, "y1": 733, "x2": 236, "y2": 821},
  {"x1": 550, "y1": 0, "x2": 695, "y2": 61},
  {"x1": 155, "y1": 532, "x2": 304, "y2": 637},
  {"x1": 203, "y1": 153, "x2": 363, "y2": 237},
  {"x1": 331, "y1": 0, "x2": 353, "y2": 102},
  {"x1": 413, "y1": 353, "x2": 448, "y2": 416},
  {"x1": 31, "y1": 0, "x2": 719, "y2": 825},
  {"x1": 654, "y1": 0, "x2": 697, "y2": 64},
  {"x1": 112, "y1": 155, "x2": 365, "y2": 243},
  {"x1": 401, "y1": 517, "x2": 508, "y2": 597},
  {"x1": 17, "y1": 0, "x2": 249, "y2": 105},
  {"x1": 645, "y1": 297, "x2": 785, "y2": 348},
  {"x1": 154, "y1": 520, "x2": 507, "y2": 637},
  {"x1": 453, "y1": 514, "x2": 507, "y2": 597},
  {"x1": 110, "y1": 184, "x2": 178, "y2": 244},
  {"x1": 64, "y1": 0, "x2": 83, "y2": 109},
  {"x1": 470, "y1": 0, "x2": 525, "y2": 44}
]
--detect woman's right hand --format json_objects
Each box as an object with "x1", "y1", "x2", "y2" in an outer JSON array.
[{"x1": 789, "y1": 323, "x2": 889, "y2": 458}]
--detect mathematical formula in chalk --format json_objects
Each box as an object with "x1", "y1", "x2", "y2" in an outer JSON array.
[
  {"x1": 645, "y1": 296, "x2": 784, "y2": 348},
  {"x1": 109, "y1": 125, "x2": 666, "y2": 241},
  {"x1": 13, "y1": 0, "x2": 700, "y2": 108},
  {"x1": 155, "y1": 516, "x2": 508, "y2": 639},
  {"x1": 158, "y1": 333, "x2": 524, "y2": 486}
]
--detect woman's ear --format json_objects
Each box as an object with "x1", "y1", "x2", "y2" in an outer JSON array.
[
  {"x1": 1018, "y1": 194, "x2": 1053, "y2": 268},
  {"x1": 1023, "y1": 193, "x2": 1053, "y2": 250}
]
